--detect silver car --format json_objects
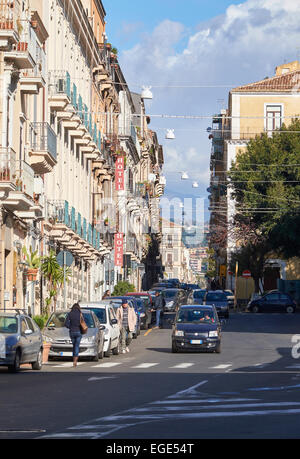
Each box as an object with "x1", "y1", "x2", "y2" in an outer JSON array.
[
  {"x1": 0, "y1": 310, "x2": 43, "y2": 373},
  {"x1": 42, "y1": 309, "x2": 105, "y2": 361}
]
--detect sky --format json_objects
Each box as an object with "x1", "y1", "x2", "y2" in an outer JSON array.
[{"x1": 103, "y1": 0, "x2": 300, "y2": 228}]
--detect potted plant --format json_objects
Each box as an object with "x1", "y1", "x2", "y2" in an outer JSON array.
[{"x1": 22, "y1": 247, "x2": 41, "y2": 281}]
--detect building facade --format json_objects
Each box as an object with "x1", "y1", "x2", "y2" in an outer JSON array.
[
  {"x1": 0, "y1": 0, "x2": 165, "y2": 313},
  {"x1": 209, "y1": 61, "x2": 300, "y2": 288}
]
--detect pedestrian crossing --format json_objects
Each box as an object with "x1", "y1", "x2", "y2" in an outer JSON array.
[
  {"x1": 45, "y1": 360, "x2": 235, "y2": 371},
  {"x1": 39, "y1": 378, "x2": 300, "y2": 439}
]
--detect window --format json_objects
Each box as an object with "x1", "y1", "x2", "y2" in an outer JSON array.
[
  {"x1": 167, "y1": 254, "x2": 173, "y2": 265},
  {"x1": 266, "y1": 105, "x2": 282, "y2": 135}
]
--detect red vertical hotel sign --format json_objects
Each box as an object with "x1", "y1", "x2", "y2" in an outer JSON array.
[
  {"x1": 114, "y1": 233, "x2": 124, "y2": 267},
  {"x1": 115, "y1": 156, "x2": 124, "y2": 191}
]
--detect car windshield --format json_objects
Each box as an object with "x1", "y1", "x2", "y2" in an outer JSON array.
[
  {"x1": 206, "y1": 293, "x2": 227, "y2": 302},
  {"x1": 193, "y1": 291, "x2": 205, "y2": 299},
  {"x1": 135, "y1": 296, "x2": 150, "y2": 306},
  {"x1": 46, "y1": 312, "x2": 95, "y2": 328},
  {"x1": 88, "y1": 308, "x2": 106, "y2": 324},
  {"x1": 164, "y1": 290, "x2": 177, "y2": 298},
  {"x1": 177, "y1": 309, "x2": 216, "y2": 324},
  {"x1": 0, "y1": 316, "x2": 18, "y2": 334}
]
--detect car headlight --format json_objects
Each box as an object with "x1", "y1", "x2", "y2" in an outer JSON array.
[
  {"x1": 81, "y1": 336, "x2": 96, "y2": 344},
  {"x1": 209, "y1": 331, "x2": 219, "y2": 338},
  {"x1": 175, "y1": 330, "x2": 184, "y2": 337}
]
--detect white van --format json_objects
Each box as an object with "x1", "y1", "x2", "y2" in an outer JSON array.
[{"x1": 80, "y1": 302, "x2": 120, "y2": 357}]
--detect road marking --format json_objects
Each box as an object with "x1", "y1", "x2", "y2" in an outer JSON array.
[
  {"x1": 52, "y1": 362, "x2": 84, "y2": 368},
  {"x1": 170, "y1": 363, "x2": 194, "y2": 369},
  {"x1": 168, "y1": 380, "x2": 208, "y2": 399},
  {"x1": 210, "y1": 364, "x2": 232, "y2": 370},
  {"x1": 92, "y1": 362, "x2": 122, "y2": 368},
  {"x1": 132, "y1": 363, "x2": 159, "y2": 369},
  {"x1": 128, "y1": 402, "x2": 300, "y2": 413},
  {"x1": 152, "y1": 398, "x2": 259, "y2": 405},
  {"x1": 88, "y1": 377, "x2": 116, "y2": 382}
]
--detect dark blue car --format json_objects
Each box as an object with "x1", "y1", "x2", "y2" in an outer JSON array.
[{"x1": 247, "y1": 291, "x2": 297, "y2": 314}]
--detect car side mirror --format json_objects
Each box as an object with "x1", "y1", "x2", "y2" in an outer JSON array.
[
  {"x1": 24, "y1": 329, "x2": 33, "y2": 336},
  {"x1": 99, "y1": 325, "x2": 106, "y2": 331},
  {"x1": 111, "y1": 319, "x2": 118, "y2": 325}
]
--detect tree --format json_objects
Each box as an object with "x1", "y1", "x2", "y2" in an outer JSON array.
[
  {"x1": 227, "y1": 119, "x2": 300, "y2": 289},
  {"x1": 112, "y1": 281, "x2": 136, "y2": 296},
  {"x1": 229, "y1": 119, "x2": 300, "y2": 234},
  {"x1": 41, "y1": 250, "x2": 71, "y2": 314}
]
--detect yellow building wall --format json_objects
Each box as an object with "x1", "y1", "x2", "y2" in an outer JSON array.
[{"x1": 239, "y1": 95, "x2": 300, "y2": 137}]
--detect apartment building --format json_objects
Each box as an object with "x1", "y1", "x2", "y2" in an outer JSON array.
[
  {"x1": 161, "y1": 219, "x2": 193, "y2": 283},
  {"x1": 209, "y1": 60, "x2": 300, "y2": 287},
  {"x1": 0, "y1": 0, "x2": 165, "y2": 313}
]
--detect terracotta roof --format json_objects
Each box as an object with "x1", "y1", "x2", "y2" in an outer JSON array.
[{"x1": 231, "y1": 70, "x2": 300, "y2": 93}]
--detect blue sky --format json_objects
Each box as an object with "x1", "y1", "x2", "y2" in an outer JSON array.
[
  {"x1": 104, "y1": 0, "x2": 243, "y2": 51},
  {"x1": 102, "y1": 0, "x2": 300, "y2": 226}
]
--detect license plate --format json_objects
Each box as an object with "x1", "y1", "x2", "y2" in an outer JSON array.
[{"x1": 190, "y1": 340, "x2": 202, "y2": 344}]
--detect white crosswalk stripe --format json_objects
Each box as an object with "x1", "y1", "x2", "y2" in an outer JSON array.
[{"x1": 38, "y1": 379, "x2": 300, "y2": 439}]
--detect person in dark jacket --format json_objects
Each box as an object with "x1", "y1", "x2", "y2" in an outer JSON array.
[
  {"x1": 65, "y1": 303, "x2": 83, "y2": 367},
  {"x1": 153, "y1": 292, "x2": 164, "y2": 329}
]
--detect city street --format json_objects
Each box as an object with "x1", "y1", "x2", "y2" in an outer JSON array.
[{"x1": 1, "y1": 312, "x2": 300, "y2": 439}]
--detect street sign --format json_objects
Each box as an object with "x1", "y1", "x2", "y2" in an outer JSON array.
[
  {"x1": 242, "y1": 270, "x2": 251, "y2": 278},
  {"x1": 56, "y1": 251, "x2": 74, "y2": 267}
]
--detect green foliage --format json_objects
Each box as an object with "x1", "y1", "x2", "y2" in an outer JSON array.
[
  {"x1": 33, "y1": 315, "x2": 48, "y2": 330},
  {"x1": 41, "y1": 250, "x2": 72, "y2": 312},
  {"x1": 229, "y1": 119, "x2": 300, "y2": 233},
  {"x1": 22, "y1": 246, "x2": 41, "y2": 269},
  {"x1": 112, "y1": 281, "x2": 136, "y2": 296}
]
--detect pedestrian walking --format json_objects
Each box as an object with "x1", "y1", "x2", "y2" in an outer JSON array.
[
  {"x1": 153, "y1": 291, "x2": 164, "y2": 329},
  {"x1": 102, "y1": 290, "x2": 110, "y2": 300},
  {"x1": 116, "y1": 299, "x2": 137, "y2": 354},
  {"x1": 65, "y1": 303, "x2": 87, "y2": 367}
]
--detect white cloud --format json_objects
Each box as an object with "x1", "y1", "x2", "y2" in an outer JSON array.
[{"x1": 119, "y1": 0, "x2": 300, "y2": 203}]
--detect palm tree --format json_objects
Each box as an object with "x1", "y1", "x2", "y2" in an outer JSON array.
[{"x1": 41, "y1": 250, "x2": 71, "y2": 314}]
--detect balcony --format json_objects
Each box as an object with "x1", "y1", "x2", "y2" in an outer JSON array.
[
  {"x1": 19, "y1": 45, "x2": 46, "y2": 94},
  {"x1": 28, "y1": 122, "x2": 57, "y2": 174},
  {"x1": 46, "y1": 200, "x2": 102, "y2": 256},
  {"x1": 48, "y1": 71, "x2": 71, "y2": 111},
  {"x1": 0, "y1": 157, "x2": 34, "y2": 211},
  {"x1": 5, "y1": 20, "x2": 37, "y2": 69},
  {"x1": 0, "y1": 0, "x2": 20, "y2": 49},
  {"x1": 0, "y1": 147, "x2": 16, "y2": 192}
]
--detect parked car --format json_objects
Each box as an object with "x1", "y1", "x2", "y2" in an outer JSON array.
[
  {"x1": 247, "y1": 290, "x2": 297, "y2": 314},
  {"x1": 125, "y1": 292, "x2": 153, "y2": 306},
  {"x1": 79, "y1": 303, "x2": 120, "y2": 357},
  {"x1": 109, "y1": 297, "x2": 141, "y2": 338},
  {"x1": 0, "y1": 310, "x2": 43, "y2": 373},
  {"x1": 224, "y1": 290, "x2": 235, "y2": 308},
  {"x1": 131, "y1": 298, "x2": 152, "y2": 330},
  {"x1": 43, "y1": 309, "x2": 106, "y2": 361},
  {"x1": 204, "y1": 290, "x2": 229, "y2": 319},
  {"x1": 162, "y1": 289, "x2": 187, "y2": 312},
  {"x1": 171, "y1": 305, "x2": 222, "y2": 353},
  {"x1": 189, "y1": 289, "x2": 207, "y2": 305}
]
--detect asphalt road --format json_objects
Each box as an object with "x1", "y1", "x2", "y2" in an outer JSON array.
[{"x1": 1, "y1": 311, "x2": 300, "y2": 441}]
